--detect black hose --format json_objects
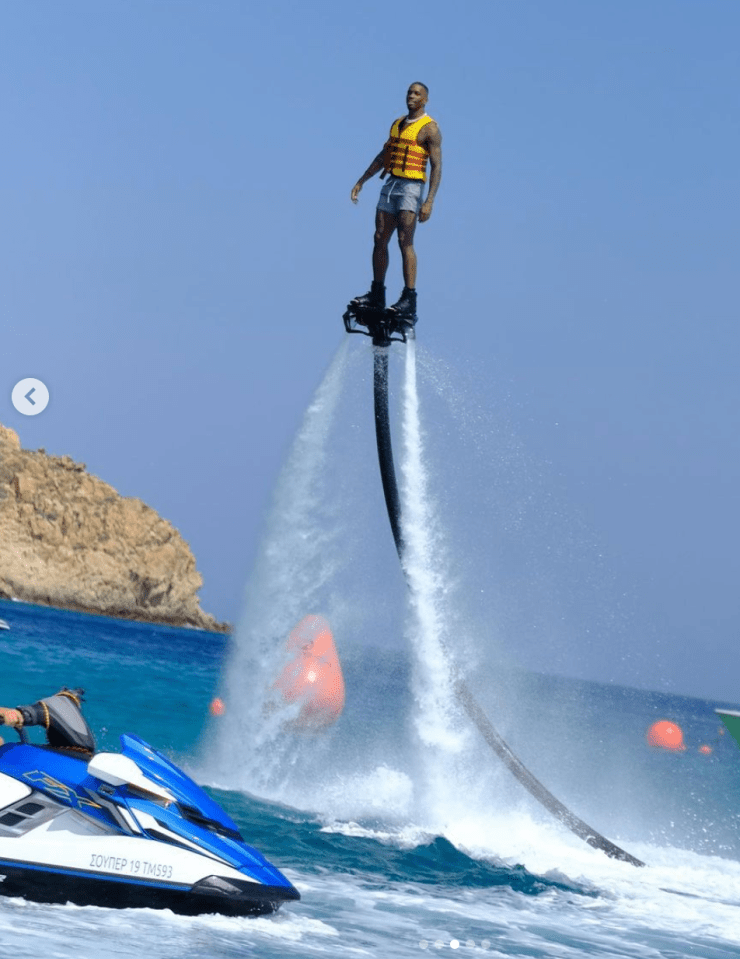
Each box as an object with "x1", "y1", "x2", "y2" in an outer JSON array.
[
  {"x1": 373, "y1": 347, "x2": 404, "y2": 555},
  {"x1": 371, "y1": 342, "x2": 644, "y2": 868}
]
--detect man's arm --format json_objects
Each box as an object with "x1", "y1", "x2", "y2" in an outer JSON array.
[
  {"x1": 0, "y1": 702, "x2": 48, "y2": 729},
  {"x1": 419, "y1": 123, "x2": 442, "y2": 223},
  {"x1": 351, "y1": 149, "x2": 386, "y2": 203}
]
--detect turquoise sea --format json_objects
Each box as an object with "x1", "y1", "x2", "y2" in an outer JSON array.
[{"x1": 1, "y1": 597, "x2": 740, "y2": 959}]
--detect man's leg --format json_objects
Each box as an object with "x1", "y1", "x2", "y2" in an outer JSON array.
[
  {"x1": 372, "y1": 210, "x2": 398, "y2": 283},
  {"x1": 396, "y1": 211, "x2": 418, "y2": 288},
  {"x1": 387, "y1": 210, "x2": 419, "y2": 318},
  {"x1": 352, "y1": 211, "x2": 397, "y2": 310}
]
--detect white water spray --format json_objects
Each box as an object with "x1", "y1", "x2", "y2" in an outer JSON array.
[
  {"x1": 399, "y1": 339, "x2": 472, "y2": 816},
  {"x1": 212, "y1": 341, "x2": 352, "y2": 791}
]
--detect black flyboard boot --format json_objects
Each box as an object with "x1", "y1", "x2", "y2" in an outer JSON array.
[
  {"x1": 388, "y1": 286, "x2": 417, "y2": 325},
  {"x1": 351, "y1": 281, "x2": 386, "y2": 312},
  {"x1": 343, "y1": 281, "x2": 412, "y2": 344}
]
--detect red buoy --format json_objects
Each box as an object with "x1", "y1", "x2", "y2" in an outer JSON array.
[
  {"x1": 209, "y1": 697, "x2": 226, "y2": 716},
  {"x1": 274, "y1": 614, "x2": 345, "y2": 729},
  {"x1": 698, "y1": 744, "x2": 713, "y2": 755},
  {"x1": 646, "y1": 720, "x2": 685, "y2": 751}
]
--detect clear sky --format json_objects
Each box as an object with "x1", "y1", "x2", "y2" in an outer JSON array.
[{"x1": 2, "y1": 1, "x2": 738, "y2": 700}]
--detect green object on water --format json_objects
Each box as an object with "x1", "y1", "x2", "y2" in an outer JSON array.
[{"x1": 716, "y1": 709, "x2": 740, "y2": 749}]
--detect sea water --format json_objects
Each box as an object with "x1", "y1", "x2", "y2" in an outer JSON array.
[
  {"x1": 0, "y1": 599, "x2": 739, "y2": 958},
  {"x1": 2, "y1": 339, "x2": 740, "y2": 958}
]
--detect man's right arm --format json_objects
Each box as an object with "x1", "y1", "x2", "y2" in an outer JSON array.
[
  {"x1": 351, "y1": 150, "x2": 386, "y2": 203},
  {"x1": 0, "y1": 702, "x2": 46, "y2": 728}
]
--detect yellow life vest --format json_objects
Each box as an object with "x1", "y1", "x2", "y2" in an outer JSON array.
[{"x1": 383, "y1": 114, "x2": 434, "y2": 181}]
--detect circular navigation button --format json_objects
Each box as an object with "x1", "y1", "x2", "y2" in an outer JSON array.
[{"x1": 12, "y1": 378, "x2": 50, "y2": 416}]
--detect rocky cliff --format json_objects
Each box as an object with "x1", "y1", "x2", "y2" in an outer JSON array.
[{"x1": 0, "y1": 424, "x2": 227, "y2": 631}]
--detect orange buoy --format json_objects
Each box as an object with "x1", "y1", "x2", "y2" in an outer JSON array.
[
  {"x1": 209, "y1": 697, "x2": 226, "y2": 717},
  {"x1": 274, "y1": 614, "x2": 345, "y2": 729},
  {"x1": 646, "y1": 720, "x2": 685, "y2": 751},
  {"x1": 699, "y1": 744, "x2": 713, "y2": 755}
]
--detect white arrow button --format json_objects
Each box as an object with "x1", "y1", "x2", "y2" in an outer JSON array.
[{"x1": 12, "y1": 378, "x2": 50, "y2": 416}]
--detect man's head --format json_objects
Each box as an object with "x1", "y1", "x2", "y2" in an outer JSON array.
[{"x1": 406, "y1": 83, "x2": 429, "y2": 113}]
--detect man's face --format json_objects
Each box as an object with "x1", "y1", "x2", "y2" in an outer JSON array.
[{"x1": 406, "y1": 85, "x2": 427, "y2": 112}]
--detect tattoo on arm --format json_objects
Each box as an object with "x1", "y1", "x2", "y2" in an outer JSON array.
[
  {"x1": 358, "y1": 151, "x2": 385, "y2": 185},
  {"x1": 425, "y1": 125, "x2": 442, "y2": 201}
]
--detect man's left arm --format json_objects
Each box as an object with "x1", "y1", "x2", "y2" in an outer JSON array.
[{"x1": 419, "y1": 123, "x2": 442, "y2": 223}]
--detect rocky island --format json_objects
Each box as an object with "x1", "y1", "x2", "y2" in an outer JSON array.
[{"x1": 0, "y1": 423, "x2": 227, "y2": 632}]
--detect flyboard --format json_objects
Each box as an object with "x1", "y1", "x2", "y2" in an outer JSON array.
[{"x1": 343, "y1": 297, "x2": 645, "y2": 868}]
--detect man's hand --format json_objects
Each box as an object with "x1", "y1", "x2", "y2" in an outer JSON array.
[
  {"x1": 351, "y1": 182, "x2": 363, "y2": 204},
  {"x1": 418, "y1": 200, "x2": 433, "y2": 223},
  {"x1": 0, "y1": 708, "x2": 22, "y2": 727}
]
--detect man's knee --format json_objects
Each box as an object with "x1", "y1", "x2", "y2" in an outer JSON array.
[
  {"x1": 397, "y1": 232, "x2": 415, "y2": 252},
  {"x1": 374, "y1": 229, "x2": 392, "y2": 250}
]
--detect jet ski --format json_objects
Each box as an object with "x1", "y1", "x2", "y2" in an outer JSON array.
[{"x1": 0, "y1": 731, "x2": 300, "y2": 916}]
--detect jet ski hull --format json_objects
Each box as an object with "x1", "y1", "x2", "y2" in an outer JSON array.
[
  {"x1": 0, "y1": 736, "x2": 300, "y2": 916},
  {"x1": 0, "y1": 858, "x2": 297, "y2": 915}
]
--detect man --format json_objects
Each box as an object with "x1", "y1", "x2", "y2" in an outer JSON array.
[
  {"x1": 350, "y1": 82, "x2": 442, "y2": 320},
  {"x1": 0, "y1": 687, "x2": 96, "y2": 754}
]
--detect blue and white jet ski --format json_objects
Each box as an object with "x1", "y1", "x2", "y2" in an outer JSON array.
[{"x1": 0, "y1": 732, "x2": 300, "y2": 916}]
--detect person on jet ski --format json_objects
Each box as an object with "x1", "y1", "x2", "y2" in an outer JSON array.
[{"x1": 0, "y1": 687, "x2": 96, "y2": 755}]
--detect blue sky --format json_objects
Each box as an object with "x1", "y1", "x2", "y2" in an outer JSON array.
[{"x1": 2, "y1": 1, "x2": 739, "y2": 700}]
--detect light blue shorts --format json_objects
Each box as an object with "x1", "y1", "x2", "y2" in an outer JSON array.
[{"x1": 377, "y1": 175, "x2": 424, "y2": 215}]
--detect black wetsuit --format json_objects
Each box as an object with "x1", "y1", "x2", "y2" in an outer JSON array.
[{"x1": 17, "y1": 690, "x2": 96, "y2": 754}]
